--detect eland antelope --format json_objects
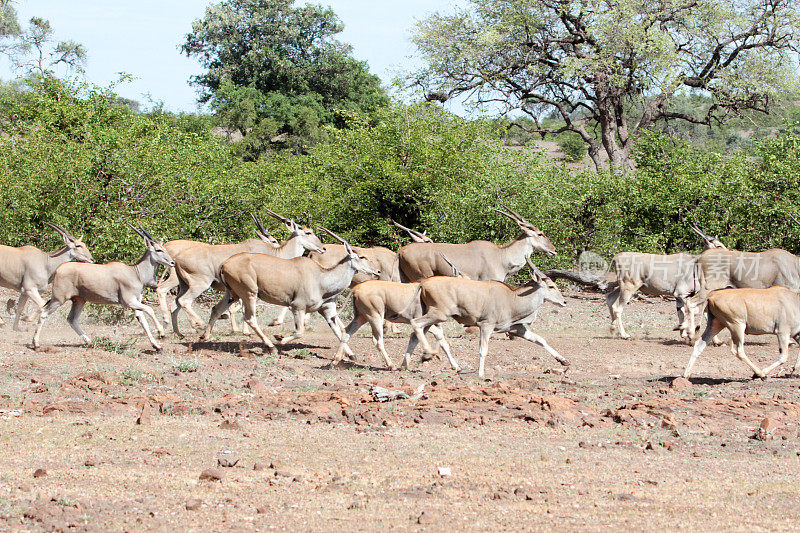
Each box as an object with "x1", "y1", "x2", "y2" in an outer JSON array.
[
  {"x1": 408, "y1": 258, "x2": 569, "y2": 378},
  {"x1": 32, "y1": 224, "x2": 174, "y2": 351},
  {"x1": 397, "y1": 206, "x2": 556, "y2": 282},
  {"x1": 607, "y1": 224, "x2": 727, "y2": 339},
  {"x1": 169, "y1": 209, "x2": 325, "y2": 336},
  {"x1": 684, "y1": 286, "x2": 800, "y2": 379},
  {"x1": 200, "y1": 228, "x2": 378, "y2": 354},
  {"x1": 0, "y1": 222, "x2": 93, "y2": 330}
]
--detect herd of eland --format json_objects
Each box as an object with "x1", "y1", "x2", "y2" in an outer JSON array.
[{"x1": 3, "y1": 207, "x2": 800, "y2": 381}]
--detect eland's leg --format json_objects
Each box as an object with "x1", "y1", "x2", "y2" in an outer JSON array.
[
  {"x1": 200, "y1": 290, "x2": 235, "y2": 341},
  {"x1": 124, "y1": 295, "x2": 163, "y2": 351},
  {"x1": 477, "y1": 324, "x2": 494, "y2": 379},
  {"x1": 683, "y1": 314, "x2": 725, "y2": 378},
  {"x1": 509, "y1": 324, "x2": 569, "y2": 366},
  {"x1": 66, "y1": 297, "x2": 91, "y2": 345},
  {"x1": 408, "y1": 313, "x2": 446, "y2": 359},
  {"x1": 402, "y1": 331, "x2": 422, "y2": 370},
  {"x1": 228, "y1": 300, "x2": 243, "y2": 333},
  {"x1": 609, "y1": 283, "x2": 636, "y2": 339},
  {"x1": 156, "y1": 267, "x2": 180, "y2": 328},
  {"x1": 331, "y1": 312, "x2": 367, "y2": 367},
  {"x1": 430, "y1": 325, "x2": 459, "y2": 371},
  {"x1": 366, "y1": 314, "x2": 395, "y2": 370},
  {"x1": 762, "y1": 332, "x2": 790, "y2": 376},
  {"x1": 269, "y1": 306, "x2": 291, "y2": 327},
  {"x1": 278, "y1": 307, "x2": 308, "y2": 346},
  {"x1": 12, "y1": 292, "x2": 30, "y2": 331},
  {"x1": 792, "y1": 333, "x2": 800, "y2": 376},
  {"x1": 316, "y1": 303, "x2": 354, "y2": 357},
  {"x1": 727, "y1": 322, "x2": 766, "y2": 379},
  {"x1": 172, "y1": 279, "x2": 210, "y2": 334},
  {"x1": 32, "y1": 298, "x2": 66, "y2": 350},
  {"x1": 241, "y1": 295, "x2": 277, "y2": 354}
]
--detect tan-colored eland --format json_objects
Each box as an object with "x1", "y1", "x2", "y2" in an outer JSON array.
[
  {"x1": 331, "y1": 253, "x2": 467, "y2": 370},
  {"x1": 168, "y1": 209, "x2": 325, "y2": 336},
  {"x1": 607, "y1": 224, "x2": 727, "y2": 339},
  {"x1": 0, "y1": 222, "x2": 93, "y2": 330},
  {"x1": 408, "y1": 258, "x2": 569, "y2": 378},
  {"x1": 684, "y1": 286, "x2": 800, "y2": 379},
  {"x1": 156, "y1": 213, "x2": 280, "y2": 330},
  {"x1": 200, "y1": 227, "x2": 378, "y2": 354},
  {"x1": 32, "y1": 224, "x2": 174, "y2": 351},
  {"x1": 397, "y1": 206, "x2": 556, "y2": 282},
  {"x1": 686, "y1": 246, "x2": 800, "y2": 339}
]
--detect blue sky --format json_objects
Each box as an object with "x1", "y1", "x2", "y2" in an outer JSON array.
[{"x1": 0, "y1": 0, "x2": 461, "y2": 112}]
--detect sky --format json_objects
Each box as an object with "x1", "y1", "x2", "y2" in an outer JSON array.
[{"x1": 0, "y1": 0, "x2": 461, "y2": 113}]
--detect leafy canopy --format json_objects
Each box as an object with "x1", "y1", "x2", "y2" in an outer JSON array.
[
  {"x1": 182, "y1": 0, "x2": 388, "y2": 154},
  {"x1": 411, "y1": 0, "x2": 800, "y2": 170}
]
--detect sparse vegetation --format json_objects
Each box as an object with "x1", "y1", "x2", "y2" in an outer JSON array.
[
  {"x1": 86, "y1": 304, "x2": 131, "y2": 326},
  {"x1": 120, "y1": 367, "x2": 145, "y2": 383},
  {"x1": 171, "y1": 358, "x2": 200, "y2": 373},
  {"x1": 291, "y1": 348, "x2": 313, "y2": 359},
  {"x1": 90, "y1": 336, "x2": 141, "y2": 357}
]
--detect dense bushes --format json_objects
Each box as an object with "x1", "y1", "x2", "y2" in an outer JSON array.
[
  {"x1": 0, "y1": 77, "x2": 265, "y2": 262},
  {"x1": 1, "y1": 77, "x2": 800, "y2": 270}
]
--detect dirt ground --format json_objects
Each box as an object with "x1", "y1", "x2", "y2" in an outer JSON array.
[{"x1": 1, "y1": 287, "x2": 800, "y2": 532}]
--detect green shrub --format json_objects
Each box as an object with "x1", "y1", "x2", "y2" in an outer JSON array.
[
  {"x1": 558, "y1": 134, "x2": 586, "y2": 162},
  {"x1": 2, "y1": 75, "x2": 800, "y2": 274}
]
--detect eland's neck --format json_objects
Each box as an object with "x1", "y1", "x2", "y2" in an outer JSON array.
[
  {"x1": 317, "y1": 257, "x2": 357, "y2": 296},
  {"x1": 499, "y1": 233, "x2": 533, "y2": 276},
  {"x1": 275, "y1": 235, "x2": 306, "y2": 259},
  {"x1": 45, "y1": 246, "x2": 74, "y2": 281},
  {"x1": 133, "y1": 250, "x2": 160, "y2": 288},
  {"x1": 512, "y1": 285, "x2": 546, "y2": 317}
]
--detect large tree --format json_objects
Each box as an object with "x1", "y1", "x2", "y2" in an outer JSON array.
[
  {"x1": 182, "y1": 0, "x2": 388, "y2": 153},
  {"x1": 410, "y1": 0, "x2": 800, "y2": 170}
]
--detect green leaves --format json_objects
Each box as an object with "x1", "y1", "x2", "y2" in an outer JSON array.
[
  {"x1": 182, "y1": 0, "x2": 388, "y2": 155},
  {"x1": 410, "y1": 0, "x2": 800, "y2": 170}
]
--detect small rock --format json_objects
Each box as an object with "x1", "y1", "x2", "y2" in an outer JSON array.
[
  {"x1": 660, "y1": 414, "x2": 678, "y2": 429},
  {"x1": 514, "y1": 487, "x2": 534, "y2": 501},
  {"x1": 136, "y1": 404, "x2": 153, "y2": 425},
  {"x1": 437, "y1": 466, "x2": 451, "y2": 477},
  {"x1": 17, "y1": 483, "x2": 32, "y2": 493},
  {"x1": 669, "y1": 377, "x2": 692, "y2": 391},
  {"x1": 347, "y1": 500, "x2": 366, "y2": 510},
  {"x1": 754, "y1": 417, "x2": 779, "y2": 440},
  {"x1": 33, "y1": 468, "x2": 46, "y2": 478},
  {"x1": 35, "y1": 490, "x2": 50, "y2": 501},
  {"x1": 185, "y1": 499, "x2": 202, "y2": 511},
  {"x1": 615, "y1": 493, "x2": 637, "y2": 502},
  {"x1": 199, "y1": 468, "x2": 224, "y2": 482},
  {"x1": 244, "y1": 379, "x2": 267, "y2": 393},
  {"x1": 217, "y1": 450, "x2": 239, "y2": 468},
  {"x1": 84, "y1": 458, "x2": 97, "y2": 467},
  {"x1": 219, "y1": 419, "x2": 241, "y2": 430},
  {"x1": 256, "y1": 506, "x2": 268, "y2": 514},
  {"x1": 417, "y1": 511, "x2": 436, "y2": 524},
  {"x1": 760, "y1": 417, "x2": 779, "y2": 433},
  {"x1": 253, "y1": 462, "x2": 268, "y2": 471}
]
